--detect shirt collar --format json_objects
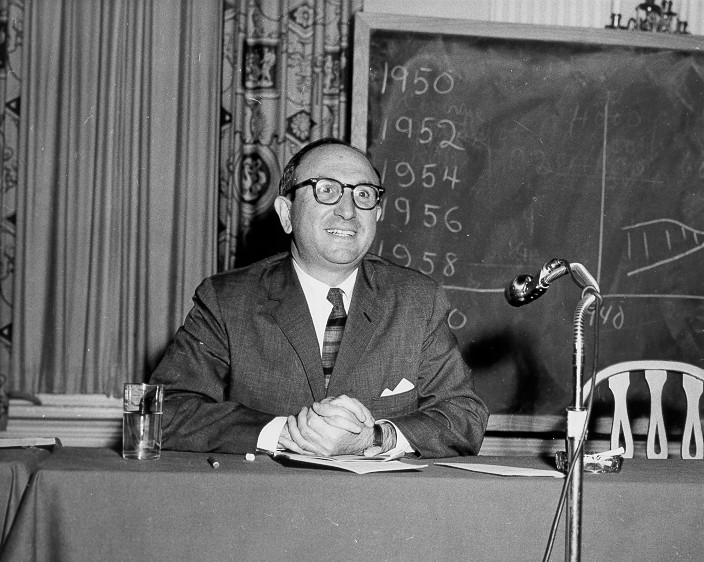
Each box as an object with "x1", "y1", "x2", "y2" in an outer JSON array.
[{"x1": 292, "y1": 259, "x2": 357, "y2": 309}]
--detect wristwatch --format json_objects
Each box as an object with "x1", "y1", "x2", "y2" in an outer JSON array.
[{"x1": 373, "y1": 423, "x2": 384, "y2": 448}]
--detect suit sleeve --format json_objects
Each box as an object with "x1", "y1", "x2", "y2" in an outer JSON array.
[
  {"x1": 149, "y1": 278, "x2": 276, "y2": 454},
  {"x1": 389, "y1": 285, "x2": 489, "y2": 458}
]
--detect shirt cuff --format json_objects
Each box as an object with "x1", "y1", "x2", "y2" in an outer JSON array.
[
  {"x1": 256, "y1": 416, "x2": 287, "y2": 453},
  {"x1": 378, "y1": 419, "x2": 415, "y2": 456}
]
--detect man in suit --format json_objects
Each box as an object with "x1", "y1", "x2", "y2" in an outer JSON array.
[{"x1": 150, "y1": 138, "x2": 488, "y2": 458}]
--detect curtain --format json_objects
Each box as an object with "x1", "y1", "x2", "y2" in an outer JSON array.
[
  {"x1": 10, "y1": 0, "x2": 220, "y2": 397},
  {"x1": 219, "y1": 0, "x2": 362, "y2": 270},
  {"x1": 0, "y1": 0, "x2": 22, "y2": 426}
]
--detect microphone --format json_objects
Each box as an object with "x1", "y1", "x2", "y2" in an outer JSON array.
[{"x1": 504, "y1": 258, "x2": 570, "y2": 307}]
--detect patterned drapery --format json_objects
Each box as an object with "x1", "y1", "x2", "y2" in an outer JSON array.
[
  {"x1": 218, "y1": 0, "x2": 363, "y2": 270},
  {"x1": 0, "y1": 0, "x2": 22, "y2": 427}
]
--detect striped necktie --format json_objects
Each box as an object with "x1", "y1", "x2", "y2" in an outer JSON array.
[{"x1": 322, "y1": 288, "x2": 347, "y2": 390}]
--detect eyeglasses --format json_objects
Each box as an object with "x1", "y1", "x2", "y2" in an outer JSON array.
[{"x1": 286, "y1": 177, "x2": 385, "y2": 210}]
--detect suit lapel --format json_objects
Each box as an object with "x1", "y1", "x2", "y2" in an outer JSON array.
[{"x1": 267, "y1": 259, "x2": 326, "y2": 401}]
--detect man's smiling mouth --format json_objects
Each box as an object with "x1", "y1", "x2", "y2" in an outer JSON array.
[{"x1": 326, "y1": 228, "x2": 355, "y2": 237}]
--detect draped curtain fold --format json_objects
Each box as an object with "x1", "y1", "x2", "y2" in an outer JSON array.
[
  {"x1": 218, "y1": 0, "x2": 362, "y2": 270},
  {"x1": 10, "y1": 0, "x2": 220, "y2": 397}
]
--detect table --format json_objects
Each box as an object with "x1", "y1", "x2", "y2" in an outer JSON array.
[
  {"x1": 0, "y1": 447, "x2": 51, "y2": 546},
  {"x1": 1, "y1": 447, "x2": 703, "y2": 562}
]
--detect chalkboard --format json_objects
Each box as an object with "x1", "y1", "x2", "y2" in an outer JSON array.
[{"x1": 352, "y1": 13, "x2": 704, "y2": 418}]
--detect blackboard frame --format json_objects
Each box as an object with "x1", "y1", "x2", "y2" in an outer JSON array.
[{"x1": 351, "y1": 13, "x2": 704, "y2": 441}]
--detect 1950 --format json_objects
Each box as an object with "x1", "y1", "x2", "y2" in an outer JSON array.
[{"x1": 379, "y1": 63, "x2": 455, "y2": 96}]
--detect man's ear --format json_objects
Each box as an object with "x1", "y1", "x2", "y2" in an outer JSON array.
[
  {"x1": 274, "y1": 196, "x2": 293, "y2": 234},
  {"x1": 375, "y1": 204, "x2": 382, "y2": 222}
]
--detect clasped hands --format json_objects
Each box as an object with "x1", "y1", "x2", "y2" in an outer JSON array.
[{"x1": 278, "y1": 395, "x2": 383, "y2": 457}]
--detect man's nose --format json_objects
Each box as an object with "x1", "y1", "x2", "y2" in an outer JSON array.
[{"x1": 334, "y1": 189, "x2": 357, "y2": 219}]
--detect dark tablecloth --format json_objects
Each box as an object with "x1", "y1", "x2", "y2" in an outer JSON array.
[{"x1": 1, "y1": 447, "x2": 703, "y2": 561}]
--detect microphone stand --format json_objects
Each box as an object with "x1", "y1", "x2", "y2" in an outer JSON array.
[
  {"x1": 505, "y1": 259, "x2": 601, "y2": 561},
  {"x1": 563, "y1": 264, "x2": 601, "y2": 562}
]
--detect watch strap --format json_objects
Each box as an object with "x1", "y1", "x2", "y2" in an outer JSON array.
[{"x1": 373, "y1": 423, "x2": 384, "y2": 448}]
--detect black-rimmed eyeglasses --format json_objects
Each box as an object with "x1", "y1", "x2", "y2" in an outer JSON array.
[{"x1": 286, "y1": 177, "x2": 385, "y2": 210}]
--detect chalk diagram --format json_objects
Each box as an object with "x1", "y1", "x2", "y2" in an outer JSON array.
[
  {"x1": 596, "y1": 100, "x2": 704, "y2": 301},
  {"x1": 621, "y1": 219, "x2": 704, "y2": 278},
  {"x1": 441, "y1": 98, "x2": 704, "y2": 300}
]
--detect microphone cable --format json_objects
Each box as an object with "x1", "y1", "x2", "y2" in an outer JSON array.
[{"x1": 542, "y1": 297, "x2": 601, "y2": 562}]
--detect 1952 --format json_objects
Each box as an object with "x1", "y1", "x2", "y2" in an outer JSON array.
[{"x1": 380, "y1": 116, "x2": 465, "y2": 151}]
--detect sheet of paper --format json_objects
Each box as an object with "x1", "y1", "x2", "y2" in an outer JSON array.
[
  {"x1": 436, "y1": 462, "x2": 565, "y2": 478},
  {"x1": 273, "y1": 452, "x2": 426, "y2": 474}
]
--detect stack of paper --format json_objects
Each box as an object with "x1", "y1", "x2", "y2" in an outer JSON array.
[{"x1": 272, "y1": 451, "x2": 426, "y2": 474}]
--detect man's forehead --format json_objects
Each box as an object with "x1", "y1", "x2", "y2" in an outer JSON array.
[{"x1": 298, "y1": 144, "x2": 374, "y2": 176}]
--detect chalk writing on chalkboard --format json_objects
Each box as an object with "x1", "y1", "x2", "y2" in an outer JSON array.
[{"x1": 352, "y1": 15, "x2": 704, "y2": 416}]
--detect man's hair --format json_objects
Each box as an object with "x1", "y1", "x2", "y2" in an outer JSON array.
[{"x1": 278, "y1": 137, "x2": 380, "y2": 198}]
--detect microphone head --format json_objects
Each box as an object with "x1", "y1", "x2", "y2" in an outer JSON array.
[
  {"x1": 505, "y1": 258, "x2": 573, "y2": 307},
  {"x1": 504, "y1": 274, "x2": 534, "y2": 307}
]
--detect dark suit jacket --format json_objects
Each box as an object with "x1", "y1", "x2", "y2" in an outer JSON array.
[{"x1": 150, "y1": 252, "x2": 488, "y2": 458}]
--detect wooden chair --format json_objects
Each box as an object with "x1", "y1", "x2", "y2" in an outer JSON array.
[{"x1": 582, "y1": 361, "x2": 704, "y2": 459}]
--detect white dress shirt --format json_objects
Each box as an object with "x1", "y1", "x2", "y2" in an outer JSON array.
[{"x1": 293, "y1": 260, "x2": 357, "y2": 353}]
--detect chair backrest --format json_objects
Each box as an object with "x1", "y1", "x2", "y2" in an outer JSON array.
[{"x1": 582, "y1": 361, "x2": 704, "y2": 459}]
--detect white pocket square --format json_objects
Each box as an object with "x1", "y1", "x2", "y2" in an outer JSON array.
[{"x1": 380, "y1": 378, "x2": 414, "y2": 397}]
